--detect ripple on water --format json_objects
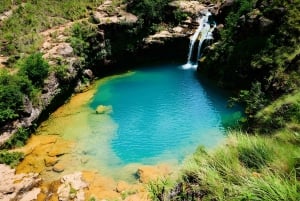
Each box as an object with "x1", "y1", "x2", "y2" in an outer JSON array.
[{"x1": 17, "y1": 63, "x2": 241, "y2": 183}]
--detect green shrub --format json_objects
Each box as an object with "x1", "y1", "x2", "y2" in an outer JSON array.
[
  {"x1": 0, "y1": 151, "x2": 24, "y2": 167},
  {"x1": 19, "y1": 52, "x2": 49, "y2": 87},
  {"x1": 127, "y1": 0, "x2": 171, "y2": 25},
  {"x1": 2, "y1": 127, "x2": 31, "y2": 149},
  {"x1": 0, "y1": 71, "x2": 32, "y2": 125},
  {"x1": 237, "y1": 140, "x2": 273, "y2": 169},
  {"x1": 148, "y1": 177, "x2": 172, "y2": 201},
  {"x1": 240, "y1": 173, "x2": 300, "y2": 201},
  {"x1": 69, "y1": 22, "x2": 108, "y2": 67}
]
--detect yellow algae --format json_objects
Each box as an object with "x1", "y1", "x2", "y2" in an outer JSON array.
[
  {"x1": 15, "y1": 71, "x2": 180, "y2": 200},
  {"x1": 83, "y1": 170, "x2": 149, "y2": 201}
]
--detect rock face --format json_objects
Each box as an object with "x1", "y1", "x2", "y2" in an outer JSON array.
[
  {"x1": 93, "y1": 0, "x2": 138, "y2": 25},
  {"x1": 57, "y1": 172, "x2": 88, "y2": 201},
  {"x1": 169, "y1": 1, "x2": 206, "y2": 16},
  {"x1": 0, "y1": 164, "x2": 41, "y2": 201}
]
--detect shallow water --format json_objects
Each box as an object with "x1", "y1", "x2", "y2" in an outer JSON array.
[{"x1": 23, "y1": 62, "x2": 241, "y2": 182}]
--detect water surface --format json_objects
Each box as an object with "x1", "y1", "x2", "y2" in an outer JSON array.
[
  {"x1": 25, "y1": 62, "x2": 241, "y2": 182},
  {"x1": 90, "y1": 63, "x2": 241, "y2": 165}
]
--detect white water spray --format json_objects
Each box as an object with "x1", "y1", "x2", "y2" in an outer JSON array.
[{"x1": 182, "y1": 11, "x2": 216, "y2": 70}]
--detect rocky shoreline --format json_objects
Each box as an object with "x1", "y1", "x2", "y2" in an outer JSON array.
[{"x1": 0, "y1": 0, "x2": 207, "y2": 147}]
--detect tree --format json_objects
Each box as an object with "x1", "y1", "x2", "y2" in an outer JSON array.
[{"x1": 19, "y1": 52, "x2": 49, "y2": 87}]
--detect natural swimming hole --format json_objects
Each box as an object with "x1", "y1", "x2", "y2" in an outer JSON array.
[{"x1": 28, "y1": 62, "x2": 241, "y2": 181}]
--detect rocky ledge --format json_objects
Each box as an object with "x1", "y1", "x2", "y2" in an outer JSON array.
[{"x1": 0, "y1": 164, "x2": 41, "y2": 201}]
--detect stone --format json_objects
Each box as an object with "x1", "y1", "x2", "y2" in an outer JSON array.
[
  {"x1": 83, "y1": 69, "x2": 94, "y2": 79},
  {"x1": 95, "y1": 105, "x2": 112, "y2": 114},
  {"x1": 172, "y1": 26, "x2": 184, "y2": 33},
  {"x1": 19, "y1": 187, "x2": 41, "y2": 201},
  {"x1": 116, "y1": 181, "x2": 130, "y2": 193},
  {"x1": 53, "y1": 164, "x2": 64, "y2": 173},
  {"x1": 136, "y1": 164, "x2": 171, "y2": 183},
  {"x1": 57, "y1": 172, "x2": 88, "y2": 201},
  {"x1": 0, "y1": 164, "x2": 41, "y2": 201},
  {"x1": 259, "y1": 16, "x2": 274, "y2": 34},
  {"x1": 57, "y1": 43, "x2": 73, "y2": 57},
  {"x1": 44, "y1": 156, "x2": 58, "y2": 167}
]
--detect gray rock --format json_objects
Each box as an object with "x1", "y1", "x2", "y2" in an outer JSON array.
[
  {"x1": 83, "y1": 69, "x2": 94, "y2": 79},
  {"x1": 259, "y1": 16, "x2": 274, "y2": 34}
]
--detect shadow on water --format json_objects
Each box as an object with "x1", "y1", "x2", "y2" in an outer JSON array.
[{"x1": 195, "y1": 72, "x2": 244, "y2": 129}]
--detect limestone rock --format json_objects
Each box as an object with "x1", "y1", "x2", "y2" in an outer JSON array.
[
  {"x1": 259, "y1": 16, "x2": 274, "y2": 34},
  {"x1": 57, "y1": 172, "x2": 88, "y2": 201},
  {"x1": 0, "y1": 164, "x2": 41, "y2": 201},
  {"x1": 44, "y1": 156, "x2": 58, "y2": 167},
  {"x1": 136, "y1": 164, "x2": 172, "y2": 183},
  {"x1": 93, "y1": 0, "x2": 138, "y2": 26},
  {"x1": 83, "y1": 69, "x2": 94, "y2": 79},
  {"x1": 169, "y1": 1, "x2": 206, "y2": 15},
  {"x1": 57, "y1": 43, "x2": 73, "y2": 57},
  {"x1": 96, "y1": 105, "x2": 112, "y2": 114}
]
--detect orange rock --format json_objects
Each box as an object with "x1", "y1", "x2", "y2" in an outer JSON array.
[
  {"x1": 44, "y1": 157, "x2": 58, "y2": 167},
  {"x1": 136, "y1": 164, "x2": 172, "y2": 183}
]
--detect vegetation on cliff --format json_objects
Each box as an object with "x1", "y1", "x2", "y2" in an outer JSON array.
[
  {"x1": 200, "y1": 0, "x2": 300, "y2": 127},
  {"x1": 146, "y1": 0, "x2": 300, "y2": 200}
]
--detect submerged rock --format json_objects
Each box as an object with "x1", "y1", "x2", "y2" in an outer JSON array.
[
  {"x1": 53, "y1": 163, "x2": 65, "y2": 173},
  {"x1": 95, "y1": 105, "x2": 112, "y2": 114}
]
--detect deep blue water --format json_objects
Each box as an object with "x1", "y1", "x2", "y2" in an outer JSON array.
[{"x1": 90, "y1": 63, "x2": 241, "y2": 164}]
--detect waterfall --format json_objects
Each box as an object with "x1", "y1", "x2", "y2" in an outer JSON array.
[{"x1": 182, "y1": 11, "x2": 215, "y2": 70}]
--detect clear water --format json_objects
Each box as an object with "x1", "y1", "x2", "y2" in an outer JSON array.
[{"x1": 90, "y1": 63, "x2": 241, "y2": 165}]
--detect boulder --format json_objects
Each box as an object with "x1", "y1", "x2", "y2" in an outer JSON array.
[
  {"x1": 44, "y1": 156, "x2": 58, "y2": 167},
  {"x1": 83, "y1": 69, "x2": 94, "y2": 79},
  {"x1": 259, "y1": 16, "x2": 274, "y2": 34},
  {"x1": 95, "y1": 105, "x2": 112, "y2": 114},
  {"x1": 53, "y1": 163, "x2": 65, "y2": 173},
  {"x1": 0, "y1": 164, "x2": 41, "y2": 201},
  {"x1": 57, "y1": 43, "x2": 73, "y2": 57},
  {"x1": 57, "y1": 172, "x2": 88, "y2": 201}
]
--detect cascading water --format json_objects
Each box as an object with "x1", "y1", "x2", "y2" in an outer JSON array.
[{"x1": 182, "y1": 11, "x2": 216, "y2": 70}]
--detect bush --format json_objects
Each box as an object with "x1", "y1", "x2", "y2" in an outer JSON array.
[
  {"x1": 69, "y1": 22, "x2": 108, "y2": 67},
  {"x1": 2, "y1": 127, "x2": 31, "y2": 149},
  {"x1": 0, "y1": 151, "x2": 24, "y2": 167},
  {"x1": 19, "y1": 53, "x2": 49, "y2": 87},
  {"x1": 0, "y1": 71, "x2": 31, "y2": 125},
  {"x1": 127, "y1": 0, "x2": 171, "y2": 25},
  {"x1": 238, "y1": 139, "x2": 273, "y2": 169}
]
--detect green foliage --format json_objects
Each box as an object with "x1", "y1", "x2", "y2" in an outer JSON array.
[
  {"x1": 254, "y1": 91, "x2": 300, "y2": 133},
  {"x1": 165, "y1": 132, "x2": 300, "y2": 200},
  {"x1": 2, "y1": 127, "x2": 31, "y2": 149},
  {"x1": 200, "y1": 0, "x2": 300, "y2": 122},
  {"x1": 0, "y1": 0, "x2": 22, "y2": 13},
  {"x1": 69, "y1": 21, "x2": 109, "y2": 67},
  {"x1": 240, "y1": 173, "x2": 300, "y2": 201},
  {"x1": 0, "y1": 0, "x2": 102, "y2": 56},
  {"x1": 0, "y1": 151, "x2": 24, "y2": 167},
  {"x1": 0, "y1": 70, "x2": 33, "y2": 125},
  {"x1": 19, "y1": 52, "x2": 49, "y2": 87},
  {"x1": 148, "y1": 177, "x2": 172, "y2": 201},
  {"x1": 237, "y1": 137, "x2": 273, "y2": 169},
  {"x1": 128, "y1": 0, "x2": 171, "y2": 25},
  {"x1": 53, "y1": 64, "x2": 69, "y2": 83},
  {"x1": 173, "y1": 9, "x2": 188, "y2": 24},
  {"x1": 230, "y1": 82, "x2": 267, "y2": 117}
]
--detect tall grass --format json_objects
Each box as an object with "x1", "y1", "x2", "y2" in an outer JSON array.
[
  {"x1": 162, "y1": 131, "x2": 300, "y2": 201},
  {"x1": 0, "y1": 0, "x2": 103, "y2": 56}
]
